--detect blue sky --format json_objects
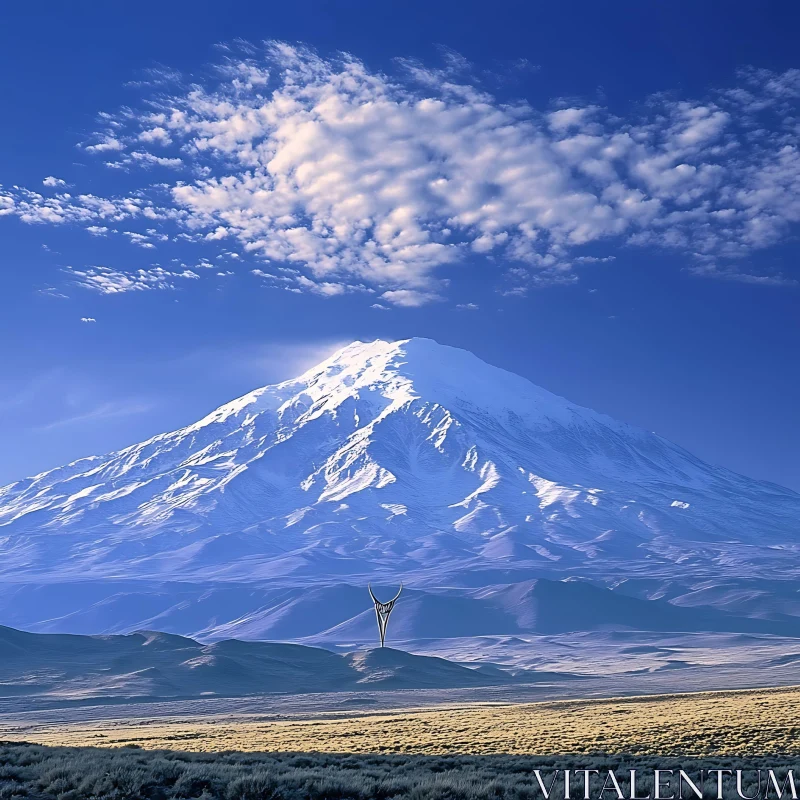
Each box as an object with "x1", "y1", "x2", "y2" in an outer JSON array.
[{"x1": 1, "y1": 0, "x2": 799, "y2": 490}]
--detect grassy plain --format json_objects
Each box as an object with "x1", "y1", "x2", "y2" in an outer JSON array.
[{"x1": 4, "y1": 685, "x2": 799, "y2": 758}]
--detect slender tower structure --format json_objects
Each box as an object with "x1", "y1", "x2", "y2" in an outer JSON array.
[{"x1": 368, "y1": 584, "x2": 402, "y2": 647}]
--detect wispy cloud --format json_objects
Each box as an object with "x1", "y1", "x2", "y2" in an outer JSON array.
[
  {"x1": 38, "y1": 286, "x2": 69, "y2": 299},
  {"x1": 687, "y1": 262, "x2": 798, "y2": 286},
  {"x1": 1, "y1": 43, "x2": 799, "y2": 303},
  {"x1": 171, "y1": 339, "x2": 353, "y2": 387},
  {"x1": 34, "y1": 400, "x2": 154, "y2": 431},
  {"x1": 0, "y1": 370, "x2": 67, "y2": 414}
]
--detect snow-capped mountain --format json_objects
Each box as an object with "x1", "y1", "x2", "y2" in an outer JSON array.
[{"x1": 1, "y1": 338, "x2": 799, "y2": 639}]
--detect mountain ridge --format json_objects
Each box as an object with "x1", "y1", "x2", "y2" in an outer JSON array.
[{"x1": 0, "y1": 624, "x2": 515, "y2": 702}]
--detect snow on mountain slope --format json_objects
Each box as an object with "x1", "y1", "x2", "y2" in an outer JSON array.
[
  {"x1": 1, "y1": 337, "x2": 799, "y2": 641},
  {"x1": 1, "y1": 337, "x2": 799, "y2": 589}
]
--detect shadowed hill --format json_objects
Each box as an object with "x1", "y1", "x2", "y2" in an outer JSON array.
[{"x1": 0, "y1": 625, "x2": 515, "y2": 702}]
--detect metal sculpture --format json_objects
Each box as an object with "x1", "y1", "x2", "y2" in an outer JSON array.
[{"x1": 368, "y1": 583, "x2": 402, "y2": 647}]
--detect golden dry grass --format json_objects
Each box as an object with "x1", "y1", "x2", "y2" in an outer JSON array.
[{"x1": 5, "y1": 685, "x2": 800, "y2": 757}]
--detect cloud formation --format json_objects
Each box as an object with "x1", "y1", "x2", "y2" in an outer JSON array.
[{"x1": 2, "y1": 45, "x2": 799, "y2": 303}]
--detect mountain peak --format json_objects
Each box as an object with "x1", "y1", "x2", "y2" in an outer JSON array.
[
  {"x1": 300, "y1": 336, "x2": 451, "y2": 378},
  {"x1": 288, "y1": 336, "x2": 581, "y2": 427},
  {"x1": 0, "y1": 338, "x2": 798, "y2": 596}
]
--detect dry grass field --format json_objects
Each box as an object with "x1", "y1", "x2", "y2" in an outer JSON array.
[{"x1": 4, "y1": 685, "x2": 799, "y2": 757}]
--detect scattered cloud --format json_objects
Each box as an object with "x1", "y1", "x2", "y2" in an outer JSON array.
[
  {"x1": 687, "y1": 262, "x2": 798, "y2": 286},
  {"x1": 456, "y1": 302, "x2": 480, "y2": 310},
  {"x1": 251, "y1": 267, "x2": 370, "y2": 298},
  {"x1": 122, "y1": 231, "x2": 156, "y2": 248},
  {"x1": 574, "y1": 256, "x2": 616, "y2": 264},
  {"x1": 80, "y1": 317, "x2": 96, "y2": 323},
  {"x1": 123, "y1": 65, "x2": 183, "y2": 90},
  {"x1": 108, "y1": 151, "x2": 183, "y2": 170},
  {"x1": 0, "y1": 186, "x2": 168, "y2": 225},
  {"x1": 65, "y1": 265, "x2": 199, "y2": 294},
  {"x1": 1, "y1": 43, "x2": 799, "y2": 304},
  {"x1": 42, "y1": 176, "x2": 66, "y2": 187}
]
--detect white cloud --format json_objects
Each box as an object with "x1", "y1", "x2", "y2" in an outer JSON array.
[
  {"x1": 456, "y1": 302, "x2": 479, "y2": 310},
  {"x1": 85, "y1": 136, "x2": 124, "y2": 153},
  {"x1": 2, "y1": 43, "x2": 800, "y2": 303},
  {"x1": 65, "y1": 265, "x2": 199, "y2": 294},
  {"x1": 80, "y1": 317, "x2": 96, "y2": 323},
  {"x1": 42, "y1": 176, "x2": 66, "y2": 187},
  {"x1": 138, "y1": 126, "x2": 172, "y2": 145},
  {"x1": 381, "y1": 288, "x2": 442, "y2": 307},
  {"x1": 112, "y1": 151, "x2": 183, "y2": 170}
]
